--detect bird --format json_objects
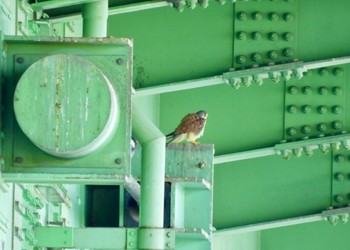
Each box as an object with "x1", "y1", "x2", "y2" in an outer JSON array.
[{"x1": 166, "y1": 110, "x2": 208, "y2": 145}]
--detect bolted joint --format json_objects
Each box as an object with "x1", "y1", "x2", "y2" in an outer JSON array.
[{"x1": 138, "y1": 229, "x2": 175, "y2": 250}]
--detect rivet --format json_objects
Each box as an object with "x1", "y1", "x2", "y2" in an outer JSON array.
[
  {"x1": 166, "y1": 242, "x2": 171, "y2": 248},
  {"x1": 251, "y1": 53, "x2": 262, "y2": 62},
  {"x1": 333, "y1": 67, "x2": 344, "y2": 76},
  {"x1": 14, "y1": 157, "x2": 23, "y2": 164},
  {"x1": 318, "y1": 105, "x2": 328, "y2": 114},
  {"x1": 198, "y1": 162, "x2": 205, "y2": 169},
  {"x1": 301, "y1": 125, "x2": 311, "y2": 134},
  {"x1": 283, "y1": 48, "x2": 294, "y2": 57},
  {"x1": 302, "y1": 86, "x2": 312, "y2": 95},
  {"x1": 302, "y1": 105, "x2": 312, "y2": 114},
  {"x1": 237, "y1": 55, "x2": 247, "y2": 64},
  {"x1": 332, "y1": 86, "x2": 342, "y2": 96},
  {"x1": 283, "y1": 13, "x2": 294, "y2": 22},
  {"x1": 335, "y1": 173, "x2": 345, "y2": 181},
  {"x1": 319, "y1": 68, "x2": 329, "y2": 76},
  {"x1": 317, "y1": 123, "x2": 327, "y2": 132},
  {"x1": 252, "y1": 11, "x2": 263, "y2": 21},
  {"x1": 116, "y1": 58, "x2": 124, "y2": 65},
  {"x1": 237, "y1": 31, "x2": 247, "y2": 40},
  {"x1": 318, "y1": 86, "x2": 328, "y2": 95},
  {"x1": 334, "y1": 194, "x2": 344, "y2": 203},
  {"x1": 129, "y1": 242, "x2": 135, "y2": 247},
  {"x1": 268, "y1": 32, "x2": 279, "y2": 41},
  {"x1": 268, "y1": 50, "x2": 278, "y2": 59},
  {"x1": 115, "y1": 158, "x2": 122, "y2": 164},
  {"x1": 283, "y1": 32, "x2": 294, "y2": 41},
  {"x1": 251, "y1": 31, "x2": 262, "y2": 40},
  {"x1": 237, "y1": 12, "x2": 248, "y2": 21},
  {"x1": 288, "y1": 86, "x2": 298, "y2": 94},
  {"x1": 269, "y1": 12, "x2": 279, "y2": 21},
  {"x1": 287, "y1": 105, "x2": 297, "y2": 113},
  {"x1": 332, "y1": 105, "x2": 343, "y2": 114},
  {"x1": 166, "y1": 232, "x2": 172, "y2": 238},
  {"x1": 332, "y1": 121, "x2": 343, "y2": 130},
  {"x1": 287, "y1": 127, "x2": 297, "y2": 136},
  {"x1": 129, "y1": 231, "x2": 135, "y2": 236},
  {"x1": 16, "y1": 57, "x2": 24, "y2": 64}
]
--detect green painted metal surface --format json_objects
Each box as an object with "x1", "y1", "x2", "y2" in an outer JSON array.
[
  {"x1": 2, "y1": 36, "x2": 132, "y2": 183},
  {"x1": 2, "y1": 0, "x2": 350, "y2": 249},
  {"x1": 14, "y1": 54, "x2": 119, "y2": 158}
]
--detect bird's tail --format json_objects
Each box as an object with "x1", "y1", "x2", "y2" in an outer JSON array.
[
  {"x1": 166, "y1": 131, "x2": 175, "y2": 139},
  {"x1": 165, "y1": 131, "x2": 176, "y2": 146}
]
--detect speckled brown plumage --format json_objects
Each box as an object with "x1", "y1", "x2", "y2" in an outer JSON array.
[{"x1": 166, "y1": 110, "x2": 208, "y2": 145}]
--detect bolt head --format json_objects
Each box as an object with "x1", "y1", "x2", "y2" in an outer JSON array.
[
  {"x1": 237, "y1": 31, "x2": 247, "y2": 40},
  {"x1": 269, "y1": 12, "x2": 279, "y2": 21},
  {"x1": 301, "y1": 125, "x2": 311, "y2": 134},
  {"x1": 116, "y1": 58, "x2": 124, "y2": 65},
  {"x1": 319, "y1": 68, "x2": 329, "y2": 76},
  {"x1": 302, "y1": 105, "x2": 312, "y2": 114},
  {"x1": 335, "y1": 194, "x2": 344, "y2": 203},
  {"x1": 287, "y1": 105, "x2": 297, "y2": 113},
  {"x1": 288, "y1": 86, "x2": 298, "y2": 94},
  {"x1": 251, "y1": 32, "x2": 262, "y2": 40},
  {"x1": 287, "y1": 127, "x2": 297, "y2": 136},
  {"x1": 318, "y1": 105, "x2": 328, "y2": 114},
  {"x1": 283, "y1": 12, "x2": 294, "y2": 22},
  {"x1": 333, "y1": 67, "x2": 344, "y2": 76},
  {"x1": 269, "y1": 32, "x2": 279, "y2": 41},
  {"x1": 318, "y1": 86, "x2": 328, "y2": 95},
  {"x1": 283, "y1": 32, "x2": 294, "y2": 41},
  {"x1": 332, "y1": 121, "x2": 343, "y2": 130},
  {"x1": 252, "y1": 11, "x2": 263, "y2": 20},
  {"x1": 302, "y1": 86, "x2": 312, "y2": 95},
  {"x1": 237, "y1": 12, "x2": 248, "y2": 21},
  {"x1": 317, "y1": 123, "x2": 327, "y2": 132},
  {"x1": 283, "y1": 48, "x2": 294, "y2": 57},
  {"x1": 332, "y1": 87, "x2": 342, "y2": 96},
  {"x1": 237, "y1": 55, "x2": 247, "y2": 64}
]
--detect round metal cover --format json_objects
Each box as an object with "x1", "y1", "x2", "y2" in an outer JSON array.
[{"x1": 14, "y1": 54, "x2": 119, "y2": 158}]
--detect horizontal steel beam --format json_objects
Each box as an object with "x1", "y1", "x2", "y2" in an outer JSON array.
[
  {"x1": 214, "y1": 207, "x2": 350, "y2": 235},
  {"x1": 31, "y1": 0, "x2": 100, "y2": 11},
  {"x1": 214, "y1": 133, "x2": 350, "y2": 164},
  {"x1": 136, "y1": 55, "x2": 350, "y2": 96}
]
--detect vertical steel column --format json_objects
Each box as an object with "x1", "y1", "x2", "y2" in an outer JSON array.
[
  {"x1": 132, "y1": 104, "x2": 165, "y2": 230},
  {"x1": 82, "y1": 0, "x2": 109, "y2": 38}
]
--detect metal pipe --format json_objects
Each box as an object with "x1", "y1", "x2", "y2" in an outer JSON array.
[
  {"x1": 82, "y1": 0, "x2": 109, "y2": 38},
  {"x1": 132, "y1": 103, "x2": 165, "y2": 229}
]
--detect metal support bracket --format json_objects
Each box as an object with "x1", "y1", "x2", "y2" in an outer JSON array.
[{"x1": 138, "y1": 228, "x2": 175, "y2": 250}]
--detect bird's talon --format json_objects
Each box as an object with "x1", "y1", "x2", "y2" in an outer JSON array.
[{"x1": 191, "y1": 141, "x2": 200, "y2": 145}]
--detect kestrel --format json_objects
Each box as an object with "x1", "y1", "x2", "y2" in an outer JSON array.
[{"x1": 166, "y1": 110, "x2": 208, "y2": 145}]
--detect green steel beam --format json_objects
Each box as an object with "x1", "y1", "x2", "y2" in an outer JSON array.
[
  {"x1": 214, "y1": 207, "x2": 350, "y2": 236},
  {"x1": 214, "y1": 133, "x2": 350, "y2": 164},
  {"x1": 82, "y1": 0, "x2": 108, "y2": 38},
  {"x1": 135, "y1": 56, "x2": 350, "y2": 97},
  {"x1": 31, "y1": 0, "x2": 100, "y2": 11},
  {"x1": 109, "y1": 1, "x2": 171, "y2": 15},
  {"x1": 35, "y1": 227, "x2": 128, "y2": 249}
]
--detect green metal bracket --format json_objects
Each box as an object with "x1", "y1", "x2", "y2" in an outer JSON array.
[
  {"x1": 1, "y1": 36, "x2": 132, "y2": 184},
  {"x1": 138, "y1": 228, "x2": 175, "y2": 249},
  {"x1": 126, "y1": 228, "x2": 138, "y2": 249},
  {"x1": 34, "y1": 227, "x2": 175, "y2": 249}
]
